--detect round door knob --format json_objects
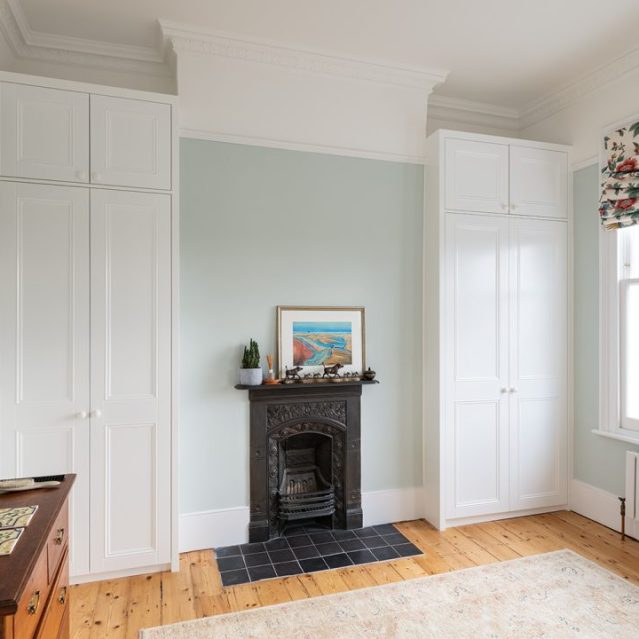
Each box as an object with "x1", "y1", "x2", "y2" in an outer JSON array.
[
  {"x1": 500, "y1": 202, "x2": 508, "y2": 210},
  {"x1": 91, "y1": 409, "x2": 102, "y2": 418},
  {"x1": 500, "y1": 387, "x2": 507, "y2": 393},
  {"x1": 510, "y1": 203, "x2": 517, "y2": 210},
  {"x1": 76, "y1": 170, "x2": 88, "y2": 181},
  {"x1": 91, "y1": 172, "x2": 102, "y2": 182},
  {"x1": 77, "y1": 411, "x2": 88, "y2": 419},
  {"x1": 509, "y1": 387, "x2": 518, "y2": 393}
]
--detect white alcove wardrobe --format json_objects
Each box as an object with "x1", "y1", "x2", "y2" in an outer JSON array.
[
  {"x1": 0, "y1": 72, "x2": 179, "y2": 581},
  {"x1": 423, "y1": 129, "x2": 570, "y2": 530}
]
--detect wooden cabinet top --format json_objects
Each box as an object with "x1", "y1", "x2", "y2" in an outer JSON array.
[{"x1": 0, "y1": 475, "x2": 75, "y2": 616}]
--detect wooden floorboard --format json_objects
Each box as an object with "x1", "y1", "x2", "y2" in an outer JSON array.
[{"x1": 70, "y1": 511, "x2": 639, "y2": 638}]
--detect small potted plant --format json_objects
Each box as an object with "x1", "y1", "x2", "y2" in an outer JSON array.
[{"x1": 239, "y1": 339, "x2": 263, "y2": 386}]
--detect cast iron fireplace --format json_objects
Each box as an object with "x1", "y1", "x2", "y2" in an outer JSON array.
[{"x1": 238, "y1": 382, "x2": 373, "y2": 542}]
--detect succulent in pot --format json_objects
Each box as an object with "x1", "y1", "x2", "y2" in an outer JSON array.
[{"x1": 239, "y1": 339, "x2": 263, "y2": 386}]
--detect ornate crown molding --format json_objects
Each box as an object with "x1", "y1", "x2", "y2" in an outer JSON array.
[
  {"x1": 160, "y1": 19, "x2": 448, "y2": 91},
  {"x1": 428, "y1": 94, "x2": 520, "y2": 133},
  {"x1": 0, "y1": 0, "x2": 172, "y2": 77}
]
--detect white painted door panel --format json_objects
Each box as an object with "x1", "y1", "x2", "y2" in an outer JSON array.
[
  {"x1": 90, "y1": 95, "x2": 171, "y2": 190},
  {"x1": 0, "y1": 182, "x2": 90, "y2": 576},
  {"x1": 445, "y1": 213, "x2": 510, "y2": 519},
  {"x1": 510, "y1": 146, "x2": 567, "y2": 219},
  {"x1": 90, "y1": 189, "x2": 171, "y2": 573},
  {"x1": 445, "y1": 139, "x2": 509, "y2": 214},
  {"x1": 0, "y1": 83, "x2": 89, "y2": 183},
  {"x1": 509, "y1": 218, "x2": 567, "y2": 510}
]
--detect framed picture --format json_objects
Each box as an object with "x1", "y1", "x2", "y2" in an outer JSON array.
[{"x1": 277, "y1": 306, "x2": 366, "y2": 377}]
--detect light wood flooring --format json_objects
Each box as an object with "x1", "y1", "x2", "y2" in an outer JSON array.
[{"x1": 70, "y1": 511, "x2": 639, "y2": 638}]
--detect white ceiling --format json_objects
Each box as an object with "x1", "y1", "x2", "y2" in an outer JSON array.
[{"x1": 16, "y1": 0, "x2": 639, "y2": 108}]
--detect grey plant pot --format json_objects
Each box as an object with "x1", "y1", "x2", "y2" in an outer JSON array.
[{"x1": 239, "y1": 368, "x2": 263, "y2": 386}]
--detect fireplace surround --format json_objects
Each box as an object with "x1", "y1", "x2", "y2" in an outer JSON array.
[{"x1": 236, "y1": 381, "x2": 376, "y2": 542}]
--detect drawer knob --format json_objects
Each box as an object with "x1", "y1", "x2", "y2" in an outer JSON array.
[
  {"x1": 27, "y1": 590, "x2": 40, "y2": 615},
  {"x1": 58, "y1": 586, "x2": 67, "y2": 605},
  {"x1": 54, "y1": 528, "x2": 65, "y2": 545}
]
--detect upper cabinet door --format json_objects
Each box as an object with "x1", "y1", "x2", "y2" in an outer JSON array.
[
  {"x1": 90, "y1": 95, "x2": 171, "y2": 190},
  {"x1": 0, "y1": 83, "x2": 89, "y2": 182},
  {"x1": 445, "y1": 139, "x2": 509, "y2": 214},
  {"x1": 510, "y1": 146, "x2": 567, "y2": 218}
]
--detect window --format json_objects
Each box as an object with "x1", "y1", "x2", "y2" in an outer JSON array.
[{"x1": 600, "y1": 224, "x2": 639, "y2": 441}]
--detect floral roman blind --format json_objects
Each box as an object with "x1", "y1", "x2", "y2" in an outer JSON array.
[{"x1": 600, "y1": 120, "x2": 639, "y2": 230}]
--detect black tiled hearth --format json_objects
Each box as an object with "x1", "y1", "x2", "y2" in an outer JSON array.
[{"x1": 215, "y1": 524, "x2": 422, "y2": 586}]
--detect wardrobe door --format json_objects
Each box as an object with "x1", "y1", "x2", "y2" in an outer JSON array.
[
  {"x1": 509, "y1": 218, "x2": 567, "y2": 510},
  {"x1": 0, "y1": 83, "x2": 89, "y2": 183},
  {"x1": 444, "y1": 213, "x2": 510, "y2": 520},
  {"x1": 444, "y1": 139, "x2": 509, "y2": 214},
  {"x1": 90, "y1": 95, "x2": 171, "y2": 190},
  {"x1": 0, "y1": 182, "x2": 91, "y2": 576},
  {"x1": 509, "y1": 146, "x2": 567, "y2": 219},
  {"x1": 90, "y1": 189, "x2": 171, "y2": 573}
]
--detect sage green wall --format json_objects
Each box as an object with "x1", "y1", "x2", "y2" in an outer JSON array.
[
  {"x1": 179, "y1": 138, "x2": 424, "y2": 514},
  {"x1": 573, "y1": 164, "x2": 639, "y2": 496}
]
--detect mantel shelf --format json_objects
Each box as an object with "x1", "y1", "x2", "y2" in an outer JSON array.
[{"x1": 235, "y1": 379, "x2": 379, "y2": 391}]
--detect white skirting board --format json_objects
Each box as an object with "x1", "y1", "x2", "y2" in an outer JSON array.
[
  {"x1": 179, "y1": 487, "x2": 425, "y2": 553},
  {"x1": 570, "y1": 478, "x2": 624, "y2": 534}
]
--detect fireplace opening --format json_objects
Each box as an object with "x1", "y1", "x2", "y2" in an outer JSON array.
[{"x1": 278, "y1": 433, "x2": 335, "y2": 529}]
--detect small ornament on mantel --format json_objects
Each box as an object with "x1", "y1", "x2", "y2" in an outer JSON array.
[
  {"x1": 264, "y1": 354, "x2": 279, "y2": 384},
  {"x1": 363, "y1": 367, "x2": 376, "y2": 381}
]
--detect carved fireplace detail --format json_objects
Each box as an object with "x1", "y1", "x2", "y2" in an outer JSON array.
[{"x1": 238, "y1": 382, "x2": 374, "y2": 542}]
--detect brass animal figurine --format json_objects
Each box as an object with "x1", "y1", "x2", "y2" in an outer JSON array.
[
  {"x1": 285, "y1": 366, "x2": 303, "y2": 381},
  {"x1": 322, "y1": 363, "x2": 344, "y2": 378}
]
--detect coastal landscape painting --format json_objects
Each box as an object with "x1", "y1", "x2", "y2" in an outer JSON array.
[
  {"x1": 293, "y1": 321, "x2": 352, "y2": 366},
  {"x1": 277, "y1": 306, "x2": 366, "y2": 377}
]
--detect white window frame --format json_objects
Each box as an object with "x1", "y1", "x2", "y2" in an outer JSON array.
[{"x1": 599, "y1": 226, "x2": 639, "y2": 443}]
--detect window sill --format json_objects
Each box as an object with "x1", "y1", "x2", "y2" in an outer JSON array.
[{"x1": 592, "y1": 429, "x2": 639, "y2": 446}]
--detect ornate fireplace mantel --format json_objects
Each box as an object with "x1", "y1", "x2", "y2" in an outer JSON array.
[{"x1": 235, "y1": 381, "x2": 378, "y2": 542}]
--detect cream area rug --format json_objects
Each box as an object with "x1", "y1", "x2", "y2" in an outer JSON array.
[{"x1": 141, "y1": 550, "x2": 639, "y2": 638}]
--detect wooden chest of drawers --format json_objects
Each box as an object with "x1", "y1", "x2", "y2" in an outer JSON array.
[{"x1": 0, "y1": 476, "x2": 74, "y2": 639}]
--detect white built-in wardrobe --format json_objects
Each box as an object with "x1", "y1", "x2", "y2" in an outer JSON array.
[
  {"x1": 424, "y1": 130, "x2": 570, "y2": 530},
  {"x1": 0, "y1": 73, "x2": 178, "y2": 580}
]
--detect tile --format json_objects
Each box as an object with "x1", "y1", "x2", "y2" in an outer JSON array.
[
  {"x1": 288, "y1": 534, "x2": 312, "y2": 548},
  {"x1": 382, "y1": 532, "x2": 409, "y2": 546},
  {"x1": 371, "y1": 545, "x2": 400, "y2": 561},
  {"x1": 394, "y1": 543, "x2": 421, "y2": 557},
  {"x1": 309, "y1": 532, "x2": 334, "y2": 544},
  {"x1": 347, "y1": 549, "x2": 376, "y2": 565},
  {"x1": 265, "y1": 538, "x2": 290, "y2": 551},
  {"x1": 293, "y1": 545, "x2": 320, "y2": 560},
  {"x1": 217, "y1": 555, "x2": 245, "y2": 572},
  {"x1": 244, "y1": 552, "x2": 271, "y2": 567},
  {"x1": 353, "y1": 527, "x2": 379, "y2": 538},
  {"x1": 315, "y1": 541, "x2": 342, "y2": 556},
  {"x1": 324, "y1": 553, "x2": 353, "y2": 569},
  {"x1": 248, "y1": 564, "x2": 277, "y2": 581},
  {"x1": 332, "y1": 530, "x2": 357, "y2": 541},
  {"x1": 240, "y1": 542, "x2": 266, "y2": 555},
  {"x1": 220, "y1": 568, "x2": 250, "y2": 586},
  {"x1": 216, "y1": 545, "x2": 241, "y2": 558},
  {"x1": 299, "y1": 557, "x2": 328, "y2": 572},
  {"x1": 362, "y1": 535, "x2": 387, "y2": 549},
  {"x1": 268, "y1": 548, "x2": 296, "y2": 563},
  {"x1": 372, "y1": 524, "x2": 398, "y2": 536},
  {"x1": 273, "y1": 561, "x2": 303, "y2": 576},
  {"x1": 339, "y1": 538, "x2": 366, "y2": 552}
]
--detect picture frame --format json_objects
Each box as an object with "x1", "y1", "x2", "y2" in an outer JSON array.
[{"x1": 276, "y1": 306, "x2": 366, "y2": 378}]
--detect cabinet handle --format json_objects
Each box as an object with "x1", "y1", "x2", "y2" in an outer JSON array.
[
  {"x1": 76, "y1": 170, "x2": 88, "y2": 181},
  {"x1": 77, "y1": 411, "x2": 88, "y2": 420},
  {"x1": 58, "y1": 587, "x2": 67, "y2": 606},
  {"x1": 500, "y1": 202, "x2": 508, "y2": 210},
  {"x1": 54, "y1": 527, "x2": 65, "y2": 545},
  {"x1": 90, "y1": 409, "x2": 102, "y2": 418},
  {"x1": 510, "y1": 203, "x2": 517, "y2": 210},
  {"x1": 509, "y1": 387, "x2": 518, "y2": 393},
  {"x1": 92, "y1": 172, "x2": 102, "y2": 182},
  {"x1": 26, "y1": 590, "x2": 40, "y2": 615},
  {"x1": 500, "y1": 387, "x2": 507, "y2": 393}
]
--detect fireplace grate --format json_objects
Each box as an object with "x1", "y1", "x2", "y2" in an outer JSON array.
[{"x1": 278, "y1": 465, "x2": 335, "y2": 521}]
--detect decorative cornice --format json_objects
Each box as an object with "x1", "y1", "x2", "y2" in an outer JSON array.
[
  {"x1": 160, "y1": 20, "x2": 448, "y2": 91},
  {"x1": 520, "y1": 43, "x2": 639, "y2": 129},
  {"x1": 0, "y1": 0, "x2": 171, "y2": 77},
  {"x1": 428, "y1": 94, "x2": 520, "y2": 133}
]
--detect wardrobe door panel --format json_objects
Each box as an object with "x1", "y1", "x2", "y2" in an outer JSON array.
[
  {"x1": 90, "y1": 189, "x2": 171, "y2": 573},
  {"x1": 0, "y1": 83, "x2": 89, "y2": 182},
  {"x1": 509, "y1": 218, "x2": 567, "y2": 510},
  {"x1": 0, "y1": 182, "x2": 91, "y2": 576},
  {"x1": 90, "y1": 95, "x2": 171, "y2": 190},
  {"x1": 444, "y1": 213, "x2": 510, "y2": 519},
  {"x1": 445, "y1": 139, "x2": 509, "y2": 214}
]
